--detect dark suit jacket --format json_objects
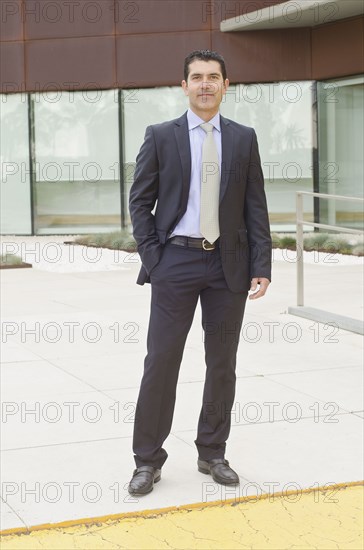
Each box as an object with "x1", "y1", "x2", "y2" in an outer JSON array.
[{"x1": 129, "y1": 111, "x2": 272, "y2": 293}]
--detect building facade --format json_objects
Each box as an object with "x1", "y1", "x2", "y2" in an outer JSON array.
[{"x1": 1, "y1": 0, "x2": 363, "y2": 234}]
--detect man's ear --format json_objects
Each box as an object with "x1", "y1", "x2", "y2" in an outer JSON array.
[
  {"x1": 181, "y1": 80, "x2": 189, "y2": 96},
  {"x1": 221, "y1": 78, "x2": 229, "y2": 97}
]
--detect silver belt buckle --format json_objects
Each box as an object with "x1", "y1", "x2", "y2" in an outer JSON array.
[{"x1": 202, "y1": 238, "x2": 215, "y2": 251}]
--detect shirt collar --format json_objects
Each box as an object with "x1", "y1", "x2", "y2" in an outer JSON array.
[{"x1": 187, "y1": 108, "x2": 221, "y2": 132}]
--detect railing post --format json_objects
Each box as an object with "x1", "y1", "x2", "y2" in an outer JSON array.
[
  {"x1": 296, "y1": 192, "x2": 304, "y2": 306},
  {"x1": 294, "y1": 191, "x2": 363, "y2": 309}
]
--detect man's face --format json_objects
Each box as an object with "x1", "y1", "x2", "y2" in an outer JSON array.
[{"x1": 182, "y1": 59, "x2": 229, "y2": 118}]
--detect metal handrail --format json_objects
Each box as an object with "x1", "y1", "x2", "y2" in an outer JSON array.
[{"x1": 296, "y1": 191, "x2": 364, "y2": 306}]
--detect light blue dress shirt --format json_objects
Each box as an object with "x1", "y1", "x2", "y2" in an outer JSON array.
[{"x1": 170, "y1": 108, "x2": 222, "y2": 238}]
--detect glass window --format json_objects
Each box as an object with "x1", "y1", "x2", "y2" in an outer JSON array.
[
  {"x1": 122, "y1": 87, "x2": 187, "y2": 227},
  {"x1": 32, "y1": 89, "x2": 121, "y2": 234},
  {"x1": 124, "y1": 83, "x2": 315, "y2": 232},
  {"x1": 317, "y1": 76, "x2": 364, "y2": 230},
  {"x1": 221, "y1": 82, "x2": 314, "y2": 231},
  {"x1": 0, "y1": 93, "x2": 32, "y2": 234}
]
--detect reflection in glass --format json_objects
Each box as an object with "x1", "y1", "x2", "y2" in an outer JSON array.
[
  {"x1": 221, "y1": 82, "x2": 314, "y2": 231},
  {"x1": 123, "y1": 83, "x2": 314, "y2": 232},
  {"x1": 33, "y1": 89, "x2": 121, "y2": 234},
  {"x1": 122, "y1": 87, "x2": 188, "y2": 227},
  {"x1": 318, "y1": 77, "x2": 364, "y2": 230},
  {"x1": 0, "y1": 94, "x2": 32, "y2": 234}
]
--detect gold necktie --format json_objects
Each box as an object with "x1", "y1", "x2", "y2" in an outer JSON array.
[{"x1": 200, "y1": 123, "x2": 220, "y2": 244}]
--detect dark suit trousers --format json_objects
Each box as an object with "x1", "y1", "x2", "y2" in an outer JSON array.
[{"x1": 133, "y1": 239, "x2": 248, "y2": 469}]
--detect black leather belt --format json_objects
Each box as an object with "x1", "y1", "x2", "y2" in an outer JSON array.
[{"x1": 168, "y1": 236, "x2": 217, "y2": 250}]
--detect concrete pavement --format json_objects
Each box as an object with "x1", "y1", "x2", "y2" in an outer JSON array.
[{"x1": 0, "y1": 237, "x2": 363, "y2": 547}]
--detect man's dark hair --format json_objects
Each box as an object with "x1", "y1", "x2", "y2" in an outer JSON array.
[{"x1": 184, "y1": 50, "x2": 227, "y2": 82}]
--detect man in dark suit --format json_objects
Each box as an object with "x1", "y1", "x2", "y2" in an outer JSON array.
[{"x1": 128, "y1": 50, "x2": 271, "y2": 496}]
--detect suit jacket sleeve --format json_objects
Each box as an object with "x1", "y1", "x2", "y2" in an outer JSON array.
[
  {"x1": 129, "y1": 125, "x2": 163, "y2": 276},
  {"x1": 244, "y1": 130, "x2": 272, "y2": 281}
]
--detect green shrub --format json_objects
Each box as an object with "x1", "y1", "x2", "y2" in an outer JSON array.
[
  {"x1": 322, "y1": 238, "x2": 353, "y2": 255},
  {"x1": 74, "y1": 231, "x2": 137, "y2": 251},
  {"x1": 352, "y1": 243, "x2": 364, "y2": 256},
  {"x1": 270, "y1": 233, "x2": 281, "y2": 250},
  {"x1": 0, "y1": 254, "x2": 23, "y2": 266},
  {"x1": 304, "y1": 233, "x2": 330, "y2": 250},
  {"x1": 71, "y1": 231, "x2": 362, "y2": 256},
  {"x1": 279, "y1": 235, "x2": 296, "y2": 249}
]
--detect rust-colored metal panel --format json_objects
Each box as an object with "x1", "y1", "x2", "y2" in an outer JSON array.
[
  {"x1": 0, "y1": 0, "x2": 23, "y2": 41},
  {"x1": 312, "y1": 16, "x2": 364, "y2": 80},
  {"x1": 212, "y1": 28, "x2": 312, "y2": 83},
  {"x1": 211, "y1": 0, "x2": 286, "y2": 30},
  {"x1": 0, "y1": 41, "x2": 25, "y2": 93},
  {"x1": 2, "y1": 1, "x2": 363, "y2": 94},
  {"x1": 25, "y1": 37, "x2": 116, "y2": 91},
  {"x1": 116, "y1": 31, "x2": 211, "y2": 87},
  {"x1": 24, "y1": 0, "x2": 115, "y2": 40},
  {"x1": 115, "y1": 0, "x2": 210, "y2": 34}
]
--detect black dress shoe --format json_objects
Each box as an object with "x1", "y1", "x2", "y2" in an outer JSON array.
[
  {"x1": 128, "y1": 466, "x2": 161, "y2": 495},
  {"x1": 197, "y1": 458, "x2": 239, "y2": 485}
]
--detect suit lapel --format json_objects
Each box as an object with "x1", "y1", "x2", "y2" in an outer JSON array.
[
  {"x1": 220, "y1": 115, "x2": 234, "y2": 204},
  {"x1": 174, "y1": 112, "x2": 191, "y2": 219}
]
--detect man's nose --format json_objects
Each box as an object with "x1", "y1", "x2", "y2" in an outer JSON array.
[
  {"x1": 201, "y1": 80, "x2": 212, "y2": 88},
  {"x1": 201, "y1": 80, "x2": 217, "y2": 92}
]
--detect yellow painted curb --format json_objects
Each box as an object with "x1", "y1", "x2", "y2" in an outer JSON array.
[
  {"x1": 0, "y1": 480, "x2": 363, "y2": 540},
  {"x1": 0, "y1": 482, "x2": 363, "y2": 549},
  {"x1": 0, "y1": 480, "x2": 361, "y2": 537}
]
